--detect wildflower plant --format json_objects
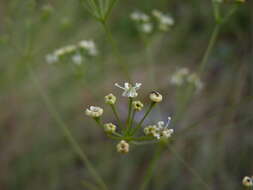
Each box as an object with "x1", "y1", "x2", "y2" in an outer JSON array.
[
  {"x1": 85, "y1": 82, "x2": 174, "y2": 153},
  {"x1": 45, "y1": 40, "x2": 98, "y2": 65},
  {"x1": 170, "y1": 68, "x2": 204, "y2": 93},
  {"x1": 130, "y1": 9, "x2": 174, "y2": 37}
]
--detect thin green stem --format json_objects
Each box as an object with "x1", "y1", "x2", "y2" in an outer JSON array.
[
  {"x1": 94, "y1": 117, "x2": 104, "y2": 128},
  {"x1": 127, "y1": 110, "x2": 136, "y2": 134},
  {"x1": 198, "y1": 23, "x2": 221, "y2": 74},
  {"x1": 125, "y1": 97, "x2": 133, "y2": 134},
  {"x1": 169, "y1": 146, "x2": 211, "y2": 190},
  {"x1": 110, "y1": 104, "x2": 123, "y2": 129},
  {"x1": 108, "y1": 135, "x2": 154, "y2": 141},
  {"x1": 131, "y1": 102, "x2": 156, "y2": 135},
  {"x1": 101, "y1": 20, "x2": 131, "y2": 80},
  {"x1": 104, "y1": 0, "x2": 119, "y2": 21},
  {"x1": 139, "y1": 145, "x2": 163, "y2": 190},
  {"x1": 28, "y1": 67, "x2": 108, "y2": 190}
]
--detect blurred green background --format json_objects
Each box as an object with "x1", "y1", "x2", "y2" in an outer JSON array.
[{"x1": 0, "y1": 0, "x2": 252, "y2": 189}]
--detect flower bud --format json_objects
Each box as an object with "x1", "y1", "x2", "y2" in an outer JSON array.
[
  {"x1": 242, "y1": 176, "x2": 253, "y2": 187},
  {"x1": 149, "y1": 91, "x2": 163, "y2": 103},
  {"x1": 132, "y1": 100, "x2": 144, "y2": 111},
  {"x1": 85, "y1": 106, "x2": 103, "y2": 118},
  {"x1": 105, "y1": 93, "x2": 116, "y2": 105},
  {"x1": 116, "y1": 140, "x2": 129, "y2": 154},
  {"x1": 104, "y1": 123, "x2": 116, "y2": 133}
]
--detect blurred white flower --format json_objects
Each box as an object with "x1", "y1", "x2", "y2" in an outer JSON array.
[
  {"x1": 140, "y1": 23, "x2": 153, "y2": 34},
  {"x1": 79, "y1": 40, "x2": 98, "y2": 56},
  {"x1": 170, "y1": 68, "x2": 203, "y2": 92},
  {"x1": 130, "y1": 11, "x2": 150, "y2": 22},
  {"x1": 72, "y1": 53, "x2": 82, "y2": 65},
  {"x1": 152, "y1": 9, "x2": 174, "y2": 31},
  {"x1": 54, "y1": 45, "x2": 76, "y2": 56},
  {"x1": 170, "y1": 68, "x2": 190, "y2": 85},
  {"x1": 46, "y1": 54, "x2": 58, "y2": 64},
  {"x1": 115, "y1": 82, "x2": 142, "y2": 98}
]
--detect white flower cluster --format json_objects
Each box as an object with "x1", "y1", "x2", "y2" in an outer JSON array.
[
  {"x1": 45, "y1": 40, "x2": 98, "y2": 65},
  {"x1": 152, "y1": 10, "x2": 174, "y2": 32},
  {"x1": 85, "y1": 82, "x2": 172, "y2": 153},
  {"x1": 130, "y1": 9, "x2": 174, "y2": 34},
  {"x1": 170, "y1": 68, "x2": 203, "y2": 92},
  {"x1": 144, "y1": 117, "x2": 174, "y2": 140}
]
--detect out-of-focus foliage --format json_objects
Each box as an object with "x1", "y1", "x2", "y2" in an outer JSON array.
[{"x1": 0, "y1": 0, "x2": 252, "y2": 190}]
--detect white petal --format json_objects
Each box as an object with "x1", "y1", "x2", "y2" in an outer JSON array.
[{"x1": 115, "y1": 83, "x2": 125, "y2": 90}]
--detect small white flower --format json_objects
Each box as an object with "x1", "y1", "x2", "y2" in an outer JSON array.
[
  {"x1": 140, "y1": 23, "x2": 153, "y2": 34},
  {"x1": 54, "y1": 45, "x2": 76, "y2": 56},
  {"x1": 152, "y1": 9, "x2": 174, "y2": 31},
  {"x1": 130, "y1": 11, "x2": 150, "y2": 22},
  {"x1": 72, "y1": 53, "x2": 82, "y2": 65},
  {"x1": 144, "y1": 117, "x2": 173, "y2": 140},
  {"x1": 79, "y1": 40, "x2": 98, "y2": 56},
  {"x1": 85, "y1": 106, "x2": 103, "y2": 118},
  {"x1": 115, "y1": 82, "x2": 142, "y2": 98},
  {"x1": 46, "y1": 54, "x2": 58, "y2": 64},
  {"x1": 187, "y1": 73, "x2": 204, "y2": 92}
]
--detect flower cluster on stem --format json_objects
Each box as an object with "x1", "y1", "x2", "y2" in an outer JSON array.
[
  {"x1": 85, "y1": 82, "x2": 174, "y2": 153},
  {"x1": 45, "y1": 40, "x2": 98, "y2": 65}
]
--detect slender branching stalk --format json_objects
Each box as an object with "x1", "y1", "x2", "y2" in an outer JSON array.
[
  {"x1": 125, "y1": 97, "x2": 133, "y2": 134},
  {"x1": 110, "y1": 104, "x2": 123, "y2": 129},
  {"x1": 169, "y1": 146, "x2": 211, "y2": 190},
  {"x1": 27, "y1": 64, "x2": 108, "y2": 190},
  {"x1": 131, "y1": 102, "x2": 156, "y2": 135},
  {"x1": 139, "y1": 145, "x2": 163, "y2": 190},
  {"x1": 101, "y1": 20, "x2": 131, "y2": 80}
]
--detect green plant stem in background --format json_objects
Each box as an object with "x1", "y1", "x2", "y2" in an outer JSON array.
[
  {"x1": 139, "y1": 145, "x2": 163, "y2": 190},
  {"x1": 198, "y1": 3, "x2": 239, "y2": 74},
  {"x1": 104, "y1": 0, "x2": 119, "y2": 21},
  {"x1": 131, "y1": 102, "x2": 156, "y2": 135},
  {"x1": 176, "y1": 4, "x2": 239, "y2": 124},
  {"x1": 28, "y1": 66, "x2": 108, "y2": 190},
  {"x1": 169, "y1": 146, "x2": 211, "y2": 190},
  {"x1": 198, "y1": 23, "x2": 221, "y2": 74},
  {"x1": 101, "y1": 21, "x2": 131, "y2": 81}
]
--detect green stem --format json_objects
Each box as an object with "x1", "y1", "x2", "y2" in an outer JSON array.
[
  {"x1": 125, "y1": 98, "x2": 133, "y2": 134},
  {"x1": 169, "y1": 146, "x2": 211, "y2": 190},
  {"x1": 28, "y1": 67, "x2": 108, "y2": 190},
  {"x1": 127, "y1": 110, "x2": 136, "y2": 134},
  {"x1": 108, "y1": 135, "x2": 154, "y2": 141},
  {"x1": 198, "y1": 23, "x2": 221, "y2": 74},
  {"x1": 139, "y1": 145, "x2": 163, "y2": 190},
  {"x1": 110, "y1": 104, "x2": 123, "y2": 129},
  {"x1": 94, "y1": 117, "x2": 104, "y2": 128},
  {"x1": 104, "y1": 0, "x2": 119, "y2": 21},
  {"x1": 101, "y1": 20, "x2": 131, "y2": 81},
  {"x1": 131, "y1": 102, "x2": 156, "y2": 135}
]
